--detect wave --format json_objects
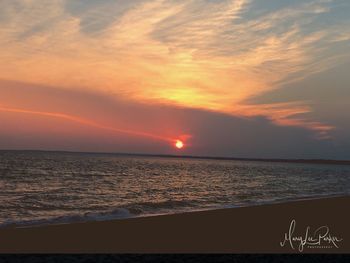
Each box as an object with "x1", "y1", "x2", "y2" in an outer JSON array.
[
  {"x1": 0, "y1": 208, "x2": 133, "y2": 229},
  {"x1": 125, "y1": 200, "x2": 199, "y2": 210},
  {"x1": 1, "y1": 193, "x2": 348, "y2": 229},
  {"x1": 0, "y1": 199, "x2": 205, "y2": 228}
]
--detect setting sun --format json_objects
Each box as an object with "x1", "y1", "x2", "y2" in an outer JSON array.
[{"x1": 175, "y1": 140, "x2": 184, "y2": 149}]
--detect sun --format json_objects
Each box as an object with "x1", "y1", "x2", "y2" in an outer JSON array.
[{"x1": 175, "y1": 140, "x2": 184, "y2": 149}]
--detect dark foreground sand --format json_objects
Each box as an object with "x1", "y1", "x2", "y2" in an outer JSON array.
[{"x1": 0, "y1": 196, "x2": 349, "y2": 253}]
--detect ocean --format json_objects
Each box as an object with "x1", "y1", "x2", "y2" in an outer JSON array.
[{"x1": 0, "y1": 150, "x2": 349, "y2": 228}]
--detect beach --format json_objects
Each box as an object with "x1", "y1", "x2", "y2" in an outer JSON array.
[{"x1": 0, "y1": 196, "x2": 349, "y2": 253}]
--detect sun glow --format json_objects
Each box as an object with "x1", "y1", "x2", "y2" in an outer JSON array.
[{"x1": 175, "y1": 140, "x2": 184, "y2": 149}]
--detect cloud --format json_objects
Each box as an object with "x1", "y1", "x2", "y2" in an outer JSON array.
[
  {"x1": 64, "y1": 0, "x2": 146, "y2": 34},
  {"x1": 1, "y1": 79, "x2": 345, "y2": 158},
  {"x1": 0, "y1": 0, "x2": 349, "y2": 139}
]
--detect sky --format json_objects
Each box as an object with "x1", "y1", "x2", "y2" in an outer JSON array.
[{"x1": 0, "y1": 0, "x2": 350, "y2": 159}]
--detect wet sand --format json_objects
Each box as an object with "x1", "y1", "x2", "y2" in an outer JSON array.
[{"x1": 0, "y1": 196, "x2": 349, "y2": 253}]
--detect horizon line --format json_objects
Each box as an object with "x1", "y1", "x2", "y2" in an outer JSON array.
[{"x1": 1, "y1": 149, "x2": 349, "y2": 166}]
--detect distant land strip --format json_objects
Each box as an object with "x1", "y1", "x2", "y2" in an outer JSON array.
[{"x1": 1, "y1": 149, "x2": 350, "y2": 166}]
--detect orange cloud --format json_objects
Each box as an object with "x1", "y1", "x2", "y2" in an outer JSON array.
[{"x1": 0, "y1": 0, "x2": 348, "y2": 138}]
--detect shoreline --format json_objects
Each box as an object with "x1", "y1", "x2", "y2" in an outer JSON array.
[
  {"x1": 1, "y1": 193, "x2": 347, "y2": 230},
  {"x1": 0, "y1": 195, "x2": 349, "y2": 253}
]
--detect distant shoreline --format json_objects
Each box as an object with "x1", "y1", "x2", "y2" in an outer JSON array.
[{"x1": 1, "y1": 149, "x2": 350, "y2": 166}]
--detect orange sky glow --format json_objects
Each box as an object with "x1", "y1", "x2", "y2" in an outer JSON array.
[{"x1": 1, "y1": 0, "x2": 350, "y2": 158}]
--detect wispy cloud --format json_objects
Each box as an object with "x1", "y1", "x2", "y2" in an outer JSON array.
[
  {"x1": 0, "y1": 0, "x2": 349, "y2": 137},
  {"x1": 0, "y1": 104, "x2": 174, "y2": 142}
]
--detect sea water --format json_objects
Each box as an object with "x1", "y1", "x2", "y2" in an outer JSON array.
[{"x1": 0, "y1": 151, "x2": 349, "y2": 227}]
